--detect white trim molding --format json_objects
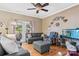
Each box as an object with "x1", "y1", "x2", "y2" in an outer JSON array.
[{"x1": 43, "y1": 4, "x2": 79, "y2": 19}]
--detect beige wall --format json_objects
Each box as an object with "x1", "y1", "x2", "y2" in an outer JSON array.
[
  {"x1": 42, "y1": 5, "x2": 79, "y2": 34},
  {"x1": 0, "y1": 10, "x2": 42, "y2": 34},
  {"x1": 0, "y1": 5, "x2": 79, "y2": 35}
]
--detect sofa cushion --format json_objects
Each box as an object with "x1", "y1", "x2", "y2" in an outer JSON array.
[{"x1": 30, "y1": 37, "x2": 43, "y2": 40}]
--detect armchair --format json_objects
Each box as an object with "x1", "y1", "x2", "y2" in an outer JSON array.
[{"x1": 49, "y1": 32, "x2": 58, "y2": 45}]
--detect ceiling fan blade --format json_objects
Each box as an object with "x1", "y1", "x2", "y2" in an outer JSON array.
[
  {"x1": 32, "y1": 3, "x2": 36, "y2": 7},
  {"x1": 36, "y1": 10, "x2": 39, "y2": 14},
  {"x1": 36, "y1": 3, "x2": 42, "y2": 6},
  {"x1": 27, "y1": 8, "x2": 36, "y2": 10},
  {"x1": 42, "y1": 3, "x2": 49, "y2": 7},
  {"x1": 41, "y1": 9, "x2": 48, "y2": 12}
]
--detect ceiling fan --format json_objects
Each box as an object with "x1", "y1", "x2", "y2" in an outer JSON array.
[{"x1": 27, "y1": 3, "x2": 49, "y2": 14}]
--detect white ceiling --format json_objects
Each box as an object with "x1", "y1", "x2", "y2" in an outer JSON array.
[{"x1": 0, "y1": 3, "x2": 78, "y2": 19}]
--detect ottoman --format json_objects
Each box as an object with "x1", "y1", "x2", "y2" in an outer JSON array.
[{"x1": 33, "y1": 41, "x2": 50, "y2": 54}]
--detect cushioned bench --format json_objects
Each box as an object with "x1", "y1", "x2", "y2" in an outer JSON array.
[{"x1": 33, "y1": 41, "x2": 50, "y2": 54}]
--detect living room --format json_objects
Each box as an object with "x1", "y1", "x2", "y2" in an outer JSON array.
[{"x1": 0, "y1": 3, "x2": 79, "y2": 56}]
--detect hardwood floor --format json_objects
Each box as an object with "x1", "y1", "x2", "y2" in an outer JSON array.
[{"x1": 22, "y1": 43, "x2": 67, "y2": 56}]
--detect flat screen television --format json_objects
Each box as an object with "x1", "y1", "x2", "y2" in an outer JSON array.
[{"x1": 62, "y1": 29, "x2": 79, "y2": 39}]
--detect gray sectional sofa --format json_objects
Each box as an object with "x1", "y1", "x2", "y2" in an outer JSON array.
[
  {"x1": 0, "y1": 43, "x2": 30, "y2": 56},
  {"x1": 27, "y1": 33, "x2": 43, "y2": 44},
  {"x1": 0, "y1": 35, "x2": 30, "y2": 56}
]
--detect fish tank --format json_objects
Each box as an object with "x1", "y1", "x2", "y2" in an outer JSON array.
[{"x1": 62, "y1": 29, "x2": 79, "y2": 39}]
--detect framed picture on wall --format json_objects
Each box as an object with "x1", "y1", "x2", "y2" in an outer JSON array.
[{"x1": 55, "y1": 22, "x2": 60, "y2": 27}]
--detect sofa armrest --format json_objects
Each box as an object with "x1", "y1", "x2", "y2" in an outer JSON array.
[
  {"x1": 5, "y1": 47, "x2": 30, "y2": 56},
  {"x1": 27, "y1": 37, "x2": 43, "y2": 44}
]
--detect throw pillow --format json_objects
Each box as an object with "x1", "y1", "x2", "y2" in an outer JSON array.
[
  {"x1": 0, "y1": 36, "x2": 19, "y2": 54},
  {"x1": 28, "y1": 33, "x2": 32, "y2": 38}
]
